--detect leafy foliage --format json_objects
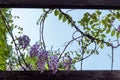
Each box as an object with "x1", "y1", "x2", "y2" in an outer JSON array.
[
  {"x1": 0, "y1": 8, "x2": 14, "y2": 70},
  {"x1": 1, "y1": 9, "x2": 120, "y2": 71}
]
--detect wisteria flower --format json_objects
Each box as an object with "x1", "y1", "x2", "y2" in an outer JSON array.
[
  {"x1": 117, "y1": 25, "x2": 120, "y2": 32},
  {"x1": 37, "y1": 54, "x2": 46, "y2": 72},
  {"x1": 62, "y1": 55, "x2": 72, "y2": 70},
  {"x1": 18, "y1": 35, "x2": 30, "y2": 49},
  {"x1": 40, "y1": 50, "x2": 49, "y2": 61},
  {"x1": 30, "y1": 43, "x2": 40, "y2": 57},
  {"x1": 37, "y1": 50, "x2": 49, "y2": 72},
  {"x1": 49, "y1": 56, "x2": 59, "y2": 73}
]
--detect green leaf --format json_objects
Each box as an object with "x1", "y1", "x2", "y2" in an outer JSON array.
[
  {"x1": 89, "y1": 21, "x2": 93, "y2": 25},
  {"x1": 101, "y1": 34, "x2": 106, "y2": 38},
  {"x1": 59, "y1": 13, "x2": 63, "y2": 20},
  {"x1": 116, "y1": 12, "x2": 120, "y2": 19},
  {"x1": 25, "y1": 55, "x2": 37, "y2": 69},
  {"x1": 73, "y1": 57, "x2": 80, "y2": 61},
  {"x1": 87, "y1": 27, "x2": 90, "y2": 31},
  {"x1": 96, "y1": 10, "x2": 101, "y2": 15},
  {"x1": 116, "y1": 32, "x2": 120, "y2": 39},
  {"x1": 9, "y1": 20, "x2": 13, "y2": 23},
  {"x1": 63, "y1": 16, "x2": 67, "y2": 22},
  {"x1": 76, "y1": 53, "x2": 81, "y2": 57},
  {"x1": 107, "y1": 14, "x2": 112, "y2": 17},
  {"x1": 111, "y1": 17, "x2": 115, "y2": 21},
  {"x1": 91, "y1": 13, "x2": 97, "y2": 21},
  {"x1": 91, "y1": 31, "x2": 95, "y2": 36},
  {"x1": 106, "y1": 42, "x2": 111, "y2": 46},
  {"x1": 81, "y1": 40, "x2": 84, "y2": 45},
  {"x1": 67, "y1": 20, "x2": 71, "y2": 24},
  {"x1": 91, "y1": 25, "x2": 95, "y2": 30},
  {"x1": 85, "y1": 37, "x2": 89, "y2": 42},
  {"x1": 100, "y1": 44, "x2": 104, "y2": 49},
  {"x1": 72, "y1": 59, "x2": 77, "y2": 64},
  {"x1": 54, "y1": 9, "x2": 59, "y2": 16},
  {"x1": 107, "y1": 18, "x2": 111, "y2": 23},
  {"x1": 102, "y1": 20, "x2": 106, "y2": 25},
  {"x1": 94, "y1": 50, "x2": 99, "y2": 55},
  {"x1": 111, "y1": 30, "x2": 115, "y2": 36},
  {"x1": 86, "y1": 50, "x2": 90, "y2": 54},
  {"x1": 106, "y1": 29, "x2": 110, "y2": 34},
  {"x1": 78, "y1": 41, "x2": 80, "y2": 45}
]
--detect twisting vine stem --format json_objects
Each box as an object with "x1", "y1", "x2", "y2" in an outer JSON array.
[{"x1": 39, "y1": 9, "x2": 53, "y2": 50}]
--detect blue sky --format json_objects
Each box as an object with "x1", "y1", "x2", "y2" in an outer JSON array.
[{"x1": 10, "y1": 9, "x2": 120, "y2": 70}]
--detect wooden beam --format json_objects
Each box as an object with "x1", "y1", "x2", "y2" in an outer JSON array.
[
  {"x1": 0, "y1": 0, "x2": 120, "y2": 9},
  {"x1": 0, "y1": 71, "x2": 120, "y2": 80}
]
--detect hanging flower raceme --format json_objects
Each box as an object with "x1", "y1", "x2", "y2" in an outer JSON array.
[
  {"x1": 18, "y1": 35, "x2": 30, "y2": 49},
  {"x1": 37, "y1": 53, "x2": 46, "y2": 72},
  {"x1": 117, "y1": 26, "x2": 120, "y2": 32},
  {"x1": 30, "y1": 43, "x2": 40, "y2": 57},
  {"x1": 40, "y1": 50, "x2": 49, "y2": 61},
  {"x1": 49, "y1": 56, "x2": 59, "y2": 73},
  {"x1": 37, "y1": 50, "x2": 49, "y2": 72},
  {"x1": 62, "y1": 55, "x2": 72, "y2": 70}
]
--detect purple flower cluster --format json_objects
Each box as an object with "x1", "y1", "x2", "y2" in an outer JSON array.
[
  {"x1": 40, "y1": 50, "x2": 48, "y2": 61},
  {"x1": 18, "y1": 35, "x2": 30, "y2": 49},
  {"x1": 37, "y1": 50, "x2": 59, "y2": 73},
  {"x1": 62, "y1": 55, "x2": 72, "y2": 70},
  {"x1": 37, "y1": 53, "x2": 46, "y2": 72},
  {"x1": 117, "y1": 26, "x2": 120, "y2": 32},
  {"x1": 17, "y1": 34, "x2": 73, "y2": 73},
  {"x1": 37, "y1": 50, "x2": 49, "y2": 72},
  {"x1": 49, "y1": 56, "x2": 59, "y2": 73},
  {"x1": 30, "y1": 44, "x2": 40, "y2": 57},
  {"x1": 29, "y1": 42, "x2": 50, "y2": 72}
]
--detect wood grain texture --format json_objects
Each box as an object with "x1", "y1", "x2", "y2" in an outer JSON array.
[
  {"x1": 0, "y1": 0, "x2": 120, "y2": 9},
  {"x1": 0, "y1": 71, "x2": 120, "y2": 80}
]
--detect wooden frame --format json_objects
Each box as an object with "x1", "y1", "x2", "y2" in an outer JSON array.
[
  {"x1": 0, "y1": 71, "x2": 120, "y2": 80},
  {"x1": 0, "y1": 0, "x2": 120, "y2": 80},
  {"x1": 0, "y1": 0, "x2": 120, "y2": 9}
]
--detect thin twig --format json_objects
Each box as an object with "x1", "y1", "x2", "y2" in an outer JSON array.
[
  {"x1": 58, "y1": 36, "x2": 83, "y2": 61},
  {"x1": 111, "y1": 46, "x2": 114, "y2": 70}
]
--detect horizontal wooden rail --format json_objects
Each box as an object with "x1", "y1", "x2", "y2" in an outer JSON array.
[
  {"x1": 0, "y1": 71, "x2": 120, "y2": 80},
  {"x1": 0, "y1": 0, "x2": 120, "y2": 9}
]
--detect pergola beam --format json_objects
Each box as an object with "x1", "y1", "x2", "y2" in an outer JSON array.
[
  {"x1": 0, "y1": 71, "x2": 120, "y2": 80},
  {"x1": 0, "y1": 0, "x2": 120, "y2": 9}
]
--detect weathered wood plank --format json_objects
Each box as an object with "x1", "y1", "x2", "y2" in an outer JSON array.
[
  {"x1": 0, "y1": 71, "x2": 120, "y2": 80},
  {"x1": 0, "y1": 0, "x2": 120, "y2": 9}
]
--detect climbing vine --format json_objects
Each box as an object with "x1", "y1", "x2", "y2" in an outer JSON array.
[{"x1": 1, "y1": 9, "x2": 120, "y2": 72}]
